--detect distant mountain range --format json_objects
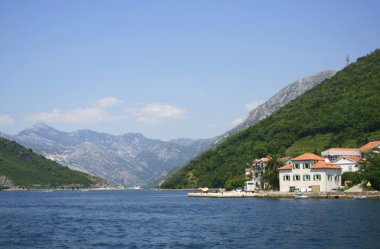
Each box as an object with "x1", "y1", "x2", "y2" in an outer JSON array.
[
  {"x1": 0, "y1": 71, "x2": 336, "y2": 187},
  {"x1": 0, "y1": 137, "x2": 105, "y2": 189},
  {"x1": 2, "y1": 123, "x2": 211, "y2": 186}
]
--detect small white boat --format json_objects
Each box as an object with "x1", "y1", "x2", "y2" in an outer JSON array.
[
  {"x1": 294, "y1": 195, "x2": 309, "y2": 199},
  {"x1": 354, "y1": 195, "x2": 367, "y2": 200}
]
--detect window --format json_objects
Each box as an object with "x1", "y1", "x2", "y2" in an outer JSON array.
[
  {"x1": 349, "y1": 166, "x2": 352, "y2": 172},
  {"x1": 293, "y1": 164, "x2": 300, "y2": 169},
  {"x1": 335, "y1": 175, "x2": 340, "y2": 181},
  {"x1": 328, "y1": 175, "x2": 332, "y2": 181},
  {"x1": 293, "y1": 175, "x2": 300, "y2": 181},
  {"x1": 313, "y1": 174, "x2": 321, "y2": 181},
  {"x1": 303, "y1": 163, "x2": 310, "y2": 169},
  {"x1": 303, "y1": 174, "x2": 310, "y2": 181},
  {"x1": 283, "y1": 175, "x2": 290, "y2": 181}
]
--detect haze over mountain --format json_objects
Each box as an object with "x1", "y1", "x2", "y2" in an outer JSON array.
[
  {"x1": 0, "y1": 69, "x2": 338, "y2": 187},
  {"x1": 4, "y1": 123, "x2": 211, "y2": 186},
  {"x1": 213, "y1": 70, "x2": 336, "y2": 144}
]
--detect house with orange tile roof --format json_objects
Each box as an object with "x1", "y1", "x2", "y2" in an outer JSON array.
[
  {"x1": 331, "y1": 156, "x2": 362, "y2": 173},
  {"x1": 245, "y1": 167, "x2": 252, "y2": 179},
  {"x1": 244, "y1": 156, "x2": 272, "y2": 191},
  {"x1": 252, "y1": 156, "x2": 272, "y2": 188},
  {"x1": 321, "y1": 141, "x2": 380, "y2": 162},
  {"x1": 278, "y1": 153, "x2": 342, "y2": 192},
  {"x1": 359, "y1": 141, "x2": 380, "y2": 152},
  {"x1": 321, "y1": 148, "x2": 361, "y2": 162}
]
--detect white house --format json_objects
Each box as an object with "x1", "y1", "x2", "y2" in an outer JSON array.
[
  {"x1": 332, "y1": 156, "x2": 361, "y2": 173},
  {"x1": 244, "y1": 156, "x2": 271, "y2": 191},
  {"x1": 321, "y1": 148, "x2": 361, "y2": 162},
  {"x1": 278, "y1": 153, "x2": 342, "y2": 192},
  {"x1": 321, "y1": 141, "x2": 380, "y2": 162}
]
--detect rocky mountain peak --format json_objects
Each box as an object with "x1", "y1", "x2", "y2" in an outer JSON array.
[
  {"x1": 213, "y1": 70, "x2": 336, "y2": 144},
  {"x1": 28, "y1": 122, "x2": 57, "y2": 132}
]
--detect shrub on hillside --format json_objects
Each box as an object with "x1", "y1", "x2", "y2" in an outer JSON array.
[
  {"x1": 342, "y1": 172, "x2": 363, "y2": 185},
  {"x1": 362, "y1": 152, "x2": 380, "y2": 190}
]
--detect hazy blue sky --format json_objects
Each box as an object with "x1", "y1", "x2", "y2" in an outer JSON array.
[{"x1": 0, "y1": 0, "x2": 379, "y2": 140}]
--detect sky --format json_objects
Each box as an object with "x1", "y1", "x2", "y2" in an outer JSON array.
[{"x1": 0, "y1": 0, "x2": 379, "y2": 140}]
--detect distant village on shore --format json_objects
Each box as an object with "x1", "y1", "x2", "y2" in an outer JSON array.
[{"x1": 244, "y1": 141, "x2": 380, "y2": 193}]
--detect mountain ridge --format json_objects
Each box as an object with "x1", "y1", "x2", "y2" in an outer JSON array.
[
  {"x1": 213, "y1": 70, "x2": 336, "y2": 144},
  {"x1": 2, "y1": 123, "x2": 212, "y2": 187},
  {"x1": 0, "y1": 137, "x2": 105, "y2": 189},
  {"x1": 161, "y1": 49, "x2": 380, "y2": 189},
  {"x1": 0, "y1": 69, "x2": 338, "y2": 187}
]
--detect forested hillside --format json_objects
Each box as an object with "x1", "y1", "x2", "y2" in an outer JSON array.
[
  {"x1": 0, "y1": 137, "x2": 106, "y2": 189},
  {"x1": 161, "y1": 49, "x2": 380, "y2": 189}
]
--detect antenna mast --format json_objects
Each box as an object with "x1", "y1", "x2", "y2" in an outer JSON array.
[{"x1": 346, "y1": 54, "x2": 350, "y2": 66}]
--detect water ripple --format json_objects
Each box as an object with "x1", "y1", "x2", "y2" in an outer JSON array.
[{"x1": 0, "y1": 190, "x2": 379, "y2": 248}]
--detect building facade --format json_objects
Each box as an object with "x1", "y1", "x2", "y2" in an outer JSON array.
[
  {"x1": 278, "y1": 153, "x2": 342, "y2": 192},
  {"x1": 244, "y1": 156, "x2": 272, "y2": 191},
  {"x1": 331, "y1": 156, "x2": 361, "y2": 173},
  {"x1": 321, "y1": 148, "x2": 361, "y2": 162},
  {"x1": 321, "y1": 141, "x2": 380, "y2": 162}
]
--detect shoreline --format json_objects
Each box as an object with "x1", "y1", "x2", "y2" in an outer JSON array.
[
  {"x1": 2, "y1": 186, "x2": 124, "y2": 191},
  {"x1": 188, "y1": 191, "x2": 380, "y2": 199}
]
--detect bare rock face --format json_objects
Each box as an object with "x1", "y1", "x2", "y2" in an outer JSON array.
[
  {"x1": 1, "y1": 71, "x2": 335, "y2": 186},
  {"x1": 7, "y1": 123, "x2": 211, "y2": 187},
  {"x1": 213, "y1": 70, "x2": 336, "y2": 144}
]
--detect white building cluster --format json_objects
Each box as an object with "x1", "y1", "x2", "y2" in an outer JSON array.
[{"x1": 244, "y1": 141, "x2": 380, "y2": 193}]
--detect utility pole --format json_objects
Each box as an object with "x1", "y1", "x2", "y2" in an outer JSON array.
[{"x1": 346, "y1": 54, "x2": 350, "y2": 66}]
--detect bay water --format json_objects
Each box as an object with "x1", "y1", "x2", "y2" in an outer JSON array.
[{"x1": 0, "y1": 190, "x2": 379, "y2": 248}]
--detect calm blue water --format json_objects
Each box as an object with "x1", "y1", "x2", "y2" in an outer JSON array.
[{"x1": 0, "y1": 190, "x2": 379, "y2": 249}]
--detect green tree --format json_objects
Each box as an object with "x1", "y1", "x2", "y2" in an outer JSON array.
[
  {"x1": 362, "y1": 151, "x2": 380, "y2": 190},
  {"x1": 224, "y1": 176, "x2": 245, "y2": 191},
  {"x1": 261, "y1": 156, "x2": 282, "y2": 190},
  {"x1": 341, "y1": 172, "x2": 362, "y2": 185}
]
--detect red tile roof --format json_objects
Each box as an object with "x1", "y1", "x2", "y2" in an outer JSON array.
[
  {"x1": 245, "y1": 168, "x2": 252, "y2": 172},
  {"x1": 347, "y1": 156, "x2": 361, "y2": 162},
  {"x1": 326, "y1": 148, "x2": 359, "y2": 151},
  {"x1": 278, "y1": 163, "x2": 292, "y2": 170},
  {"x1": 261, "y1": 156, "x2": 272, "y2": 162},
  {"x1": 324, "y1": 148, "x2": 360, "y2": 152},
  {"x1": 311, "y1": 161, "x2": 341, "y2": 170},
  {"x1": 359, "y1": 141, "x2": 380, "y2": 152},
  {"x1": 292, "y1": 153, "x2": 325, "y2": 161}
]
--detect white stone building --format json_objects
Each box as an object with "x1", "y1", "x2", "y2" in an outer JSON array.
[
  {"x1": 321, "y1": 141, "x2": 380, "y2": 162},
  {"x1": 278, "y1": 153, "x2": 342, "y2": 192},
  {"x1": 321, "y1": 148, "x2": 361, "y2": 162},
  {"x1": 331, "y1": 156, "x2": 361, "y2": 173}
]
